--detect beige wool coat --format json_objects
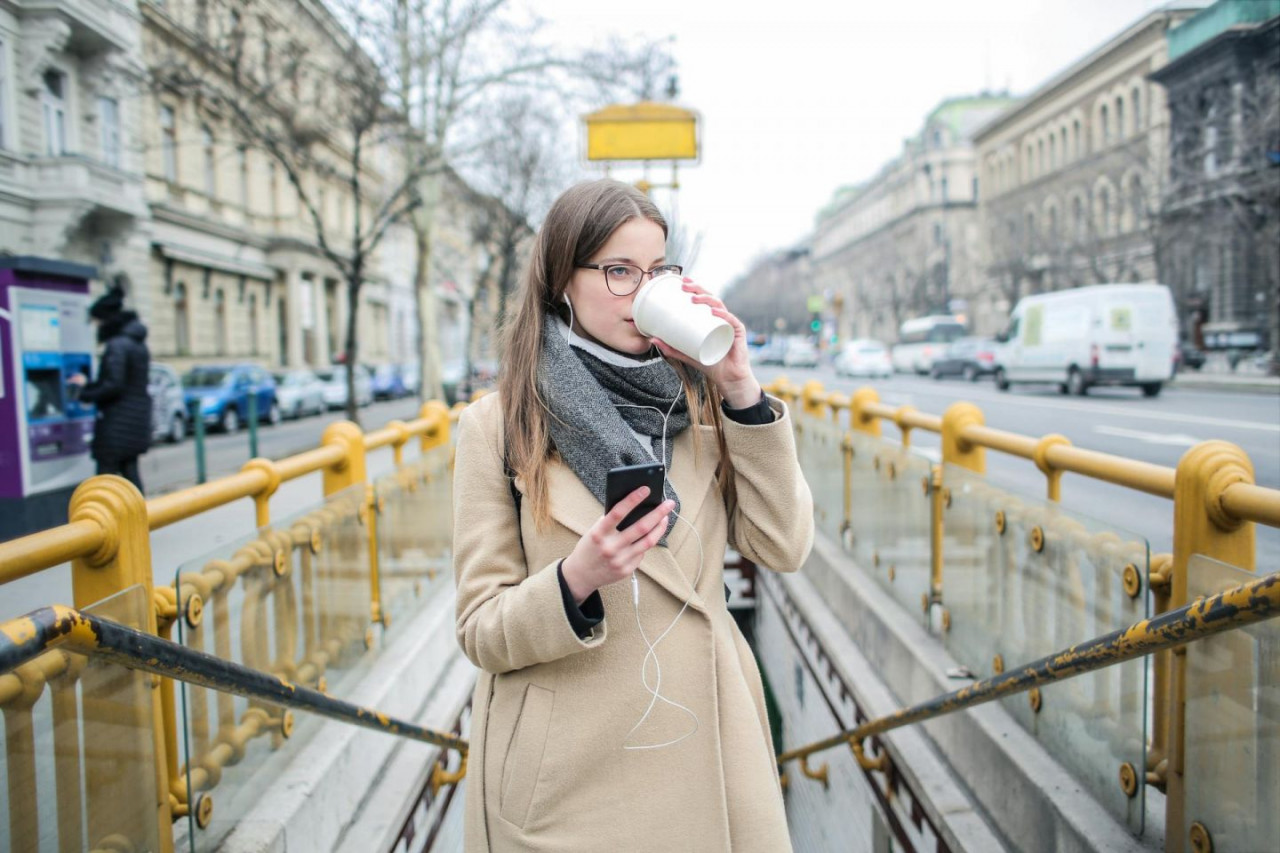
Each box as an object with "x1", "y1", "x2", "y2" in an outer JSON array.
[{"x1": 453, "y1": 391, "x2": 814, "y2": 852}]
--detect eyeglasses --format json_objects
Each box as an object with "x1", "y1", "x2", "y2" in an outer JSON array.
[{"x1": 577, "y1": 263, "x2": 684, "y2": 296}]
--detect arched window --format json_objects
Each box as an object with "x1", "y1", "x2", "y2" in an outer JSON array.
[
  {"x1": 1132, "y1": 86, "x2": 1142, "y2": 129},
  {"x1": 1061, "y1": 128, "x2": 1068, "y2": 162},
  {"x1": 1049, "y1": 135, "x2": 1057, "y2": 170},
  {"x1": 1100, "y1": 104, "x2": 1110, "y2": 145},
  {"x1": 1129, "y1": 176, "x2": 1145, "y2": 228},
  {"x1": 1073, "y1": 119, "x2": 1082, "y2": 158},
  {"x1": 1099, "y1": 186, "x2": 1113, "y2": 236},
  {"x1": 174, "y1": 282, "x2": 190, "y2": 356},
  {"x1": 1115, "y1": 97, "x2": 1125, "y2": 138},
  {"x1": 215, "y1": 288, "x2": 227, "y2": 355},
  {"x1": 1048, "y1": 205, "x2": 1059, "y2": 238},
  {"x1": 1072, "y1": 196, "x2": 1085, "y2": 241},
  {"x1": 1038, "y1": 139, "x2": 1045, "y2": 175}
]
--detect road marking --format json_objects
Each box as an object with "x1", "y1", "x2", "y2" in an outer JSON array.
[
  {"x1": 872, "y1": 383, "x2": 1279, "y2": 433},
  {"x1": 1093, "y1": 426, "x2": 1201, "y2": 447}
]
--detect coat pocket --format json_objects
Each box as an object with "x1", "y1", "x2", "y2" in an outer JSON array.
[{"x1": 499, "y1": 684, "x2": 554, "y2": 828}]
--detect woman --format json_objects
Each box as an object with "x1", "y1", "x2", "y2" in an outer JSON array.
[{"x1": 453, "y1": 179, "x2": 813, "y2": 852}]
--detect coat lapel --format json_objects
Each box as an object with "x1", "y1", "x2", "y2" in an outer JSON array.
[{"x1": 531, "y1": 429, "x2": 720, "y2": 615}]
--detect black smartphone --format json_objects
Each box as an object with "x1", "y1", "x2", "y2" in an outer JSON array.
[{"x1": 605, "y1": 463, "x2": 666, "y2": 531}]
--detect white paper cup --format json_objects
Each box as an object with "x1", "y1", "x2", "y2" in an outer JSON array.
[{"x1": 631, "y1": 273, "x2": 735, "y2": 366}]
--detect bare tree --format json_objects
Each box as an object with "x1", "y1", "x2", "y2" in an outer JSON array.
[{"x1": 147, "y1": 0, "x2": 433, "y2": 422}]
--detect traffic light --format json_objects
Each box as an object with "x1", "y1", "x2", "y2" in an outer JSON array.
[{"x1": 810, "y1": 314, "x2": 822, "y2": 333}]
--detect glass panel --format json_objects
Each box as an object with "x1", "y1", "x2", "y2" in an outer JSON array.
[
  {"x1": 1, "y1": 585, "x2": 161, "y2": 853},
  {"x1": 794, "y1": 415, "x2": 846, "y2": 543},
  {"x1": 845, "y1": 432, "x2": 933, "y2": 622},
  {"x1": 174, "y1": 484, "x2": 375, "y2": 851},
  {"x1": 941, "y1": 464, "x2": 1149, "y2": 832},
  {"x1": 1183, "y1": 554, "x2": 1279, "y2": 850},
  {"x1": 375, "y1": 443, "x2": 454, "y2": 638}
]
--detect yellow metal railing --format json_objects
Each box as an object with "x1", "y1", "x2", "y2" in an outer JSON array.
[
  {"x1": 768, "y1": 377, "x2": 1280, "y2": 852},
  {"x1": 0, "y1": 401, "x2": 459, "y2": 853}
]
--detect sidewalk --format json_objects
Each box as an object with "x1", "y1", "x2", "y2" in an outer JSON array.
[{"x1": 1170, "y1": 370, "x2": 1280, "y2": 393}]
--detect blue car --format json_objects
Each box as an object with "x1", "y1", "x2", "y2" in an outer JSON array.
[
  {"x1": 182, "y1": 364, "x2": 281, "y2": 433},
  {"x1": 370, "y1": 363, "x2": 408, "y2": 400}
]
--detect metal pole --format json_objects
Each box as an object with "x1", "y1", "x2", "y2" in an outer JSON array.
[
  {"x1": 247, "y1": 386, "x2": 259, "y2": 460},
  {"x1": 189, "y1": 399, "x2": 207, "y2": 485}
]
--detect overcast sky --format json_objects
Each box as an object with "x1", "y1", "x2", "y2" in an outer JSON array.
[{"x1": 530, "y1": 0, "x2": 1184, "y2": 293}]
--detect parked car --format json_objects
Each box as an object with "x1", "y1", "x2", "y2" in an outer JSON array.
[
  {"x1": 994, "y1": 283, "x2": 1177, "y2": 397},
  {"x1": 273, "y1": 369, "x2": 326, "y2": 418},
  {"x1": 753, "y1": 339, "x2": 789, "y2": 366},
  {"x1": 318, "y1": 365, "x2": 373, "y2": 410},
  {"x1": 834, "y1": 340, "x2": 892, "y2": 379},
  {"x1": 149, "y1": 363, "x2": 187, "y2": 444},
  {"x1": 182, "y1": 365, "x2": 280, "y2": 433},
  {"x1": 930, "y1": 337, "x2": 998, "y2": 381},
  {"x1": 370, "y1": 363, "x2": 408, "y2": 400},
  {"x1": 400, "y1": 361, "x2": 421, "y2": 396},
  {"x1": 782, "y1": 338, "x2": 820, "y2": 369}
]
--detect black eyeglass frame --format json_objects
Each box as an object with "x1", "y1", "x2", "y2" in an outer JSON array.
[{"x1": 576, "y1": 263, "x2": 684, "y2": 296}]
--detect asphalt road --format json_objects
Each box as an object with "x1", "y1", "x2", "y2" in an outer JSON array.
[
  {"x1": 756, "y1": 364, "x2": 1280, "y2": 571},
  {"x1": 138, "y1": 397, "x2": 432, "y2": 496}
]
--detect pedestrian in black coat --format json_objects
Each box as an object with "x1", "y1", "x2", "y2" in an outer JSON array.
[{"x1": 68, "y1": 286, "x2": 152, "y2": 494}]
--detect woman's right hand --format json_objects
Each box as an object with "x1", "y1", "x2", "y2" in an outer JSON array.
[{"x1": 561, "y1": 487, "x2": 674, "y2": 605}]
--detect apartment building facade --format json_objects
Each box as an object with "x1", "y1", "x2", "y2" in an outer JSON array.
[{"x1": 972, "y1": 5, "x2": 1202, "y2": 334}]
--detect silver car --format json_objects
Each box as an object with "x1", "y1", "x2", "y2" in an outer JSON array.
[
  {"x1": 149, "y1": 363, "x2": 187, "y2": 444},
  {"x1": 273, "y1": 369, "x2": 326, "y2": 419}
]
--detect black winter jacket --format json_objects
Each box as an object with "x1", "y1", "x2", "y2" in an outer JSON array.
[{"x1": 80, "y1": 312, "x2": 152, "y2": 459}]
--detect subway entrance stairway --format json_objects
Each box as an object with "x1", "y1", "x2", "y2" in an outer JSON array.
[{"x1": 1, "y1": 383, "x2": 1277, "y2": 853}]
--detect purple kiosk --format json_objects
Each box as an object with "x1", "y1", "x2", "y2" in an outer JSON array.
[{"x1": 0, "y1": 257, "x2": 97, "y2": 541}]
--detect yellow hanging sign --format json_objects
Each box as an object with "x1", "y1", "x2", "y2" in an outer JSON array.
[{"x1": 583, "y1": 102, "x2": 700, "y2": 162}]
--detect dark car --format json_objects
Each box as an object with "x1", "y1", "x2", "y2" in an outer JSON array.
[
  {"x1": 930, "y1": 337, "x2": 998, "y2": 381},
  {"x1": 1176, "y1": 342, "x2": 1206, "y2": 372},
  {"x1": 182, "y1": 365, "x2": 280, "y2": 433}
]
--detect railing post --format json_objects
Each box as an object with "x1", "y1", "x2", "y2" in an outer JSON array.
[
  {"x1": 849, "y1": 388, "x2": 881, "y2": 438},
  {"x1": 1165, "y1": 441, "x2": 1256, "y2": 853},
  {"x1": 68, "y1": 475, "x2": 174, "y2": 853},
  {"x1": 1033, "y1": 434, "x2": 1071, "y2": 502},
  {"x1": 322, "y1": 422, "x2": 382, "y2": 626},
  {"x1": 420, "y1": 401, "x2": 451, "y2": 454},
  {"x1": 932, "y1": 403, "x2": 986, "y2": 621},
  {"x1": 801, "y1": 380, "x2": 826, "y2": 419}
]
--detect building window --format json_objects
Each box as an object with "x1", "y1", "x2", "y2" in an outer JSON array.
[
  {"x1": 1099, "y1": 186, "x2": 1113, "y2": 236},
  {"x1": 940, "y1": 176, "x2": 948, "y2": 201},
  {"x1": 174, "y1": 282, "x2": 190, "y2": 355},
  {"x1": 268, "y1": 162, "x2": 279, "y2": 218},
  {"x1": 201, "y1": 125, "x2": 216, "y2": 197},
  {"x1": 1060, "y1": 128, "x2": 1068, "y2": 163},
  {"x1": 1037, "y1": 139, "x2": 1045, "y2": 175},
  {"x1": 98, "y1": 97, "x2": 121, "y2": 168},
  {"x1": 1048, "y1": 206, "x2": 1059, "y2": 238},
  {"x1": 1049, "y1": 135, "x2": 1056, "y2": 170},
  {"x1": 1115, "y1": 97, "x2": 1125, "y2": 138},
  {"x1": 1128, "y1": 176, "x2": 1144, "y2": 229},
  {"x1": 43, "y1": 69, "x2": 68, "y2": 155},
  {"x1": 1132, "y1": 87, "x2": 1142, "y2": 130},
  {"x1": 972, "y1": 176, "x2": 978, "y2": 201},
  {"x1": 1073, "y1": 196, "x2": 1084, "y2": 240},
  {"x1": 248, "y1": 292, "x2": 259, "y2": 354},
  {"x1": 1073, "y1": 119, "x2": 1082, "y2": 158},
  {"x1": 160, "y1": 106, "x2": 177, "y2": 182},
  {"x1": 214, "y1": 288, "x2": 227, "y2": 355},
  {"x1": 1100, "y1": 104, "x2": 1110, "y2": 145},
  {"x1": 0, "y1": 42, "x2": 9, "y2": 150},
  {"x1": 238, "y1": 146, "x2": 249, "y2": 210}
]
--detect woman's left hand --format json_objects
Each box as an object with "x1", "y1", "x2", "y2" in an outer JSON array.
[{"x1": 651, "y1": 278, "x2": 762, "y2": 410}]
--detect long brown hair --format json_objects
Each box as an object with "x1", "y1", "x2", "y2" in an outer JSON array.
[{"x1": 498, "y1": 179, "x2": 735, "y2": 528}]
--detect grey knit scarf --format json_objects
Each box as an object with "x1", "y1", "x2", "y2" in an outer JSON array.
[{"x1": 539, "y1": 314, "x2": 691, "y2": 543}]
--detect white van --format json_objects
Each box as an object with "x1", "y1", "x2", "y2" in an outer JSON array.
[{"x1": 994, "y1": 283, "x2": 1177, "y2": 397}]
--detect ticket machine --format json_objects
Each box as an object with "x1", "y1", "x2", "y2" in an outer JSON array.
[{"x1": 0, "y1": 257, "x2": 97, "y2": 541}]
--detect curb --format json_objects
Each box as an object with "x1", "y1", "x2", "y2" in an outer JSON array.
[{"x1": 1170, "y1": 376, "x2": 1280, "y2": 393}]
